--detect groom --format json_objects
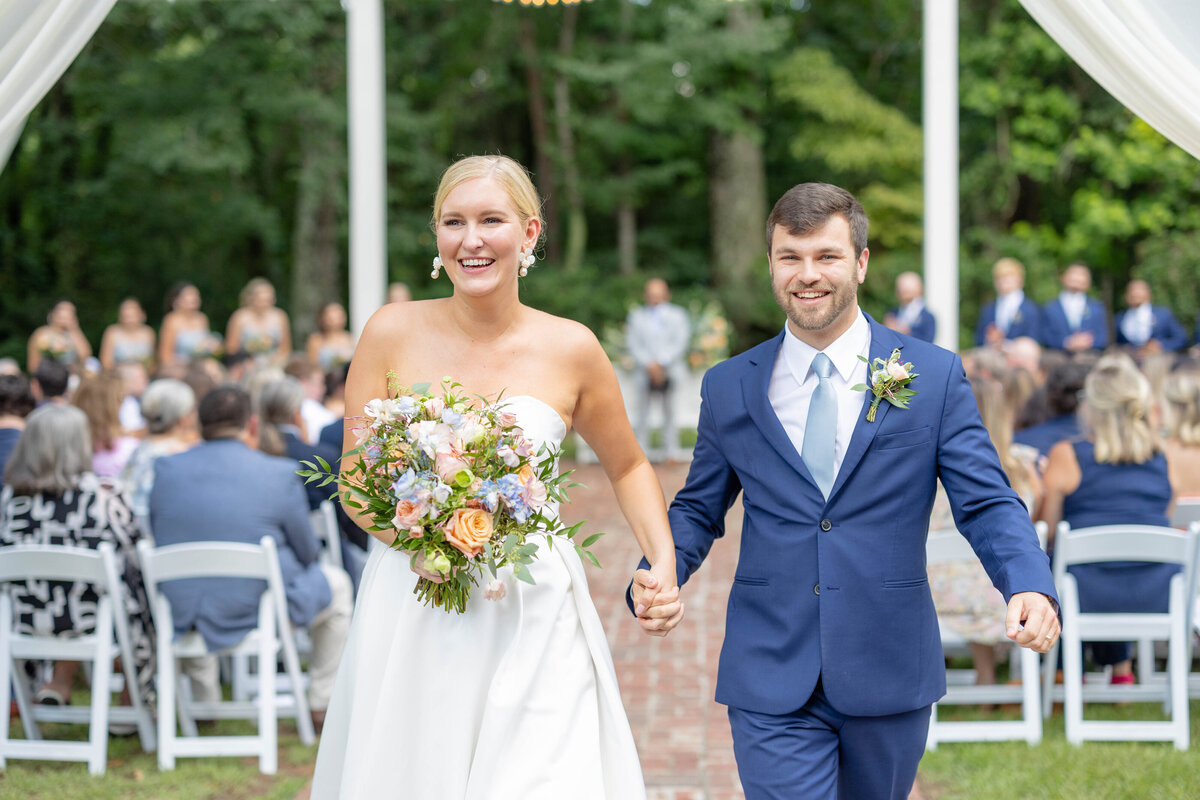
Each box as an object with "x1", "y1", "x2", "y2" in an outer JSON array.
[{"x1": 632, "y1": 182, "x2": 1060, "y2": 799}]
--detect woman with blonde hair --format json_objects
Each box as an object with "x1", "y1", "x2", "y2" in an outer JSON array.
[
  {"x1": 1162, "y1": 367, "x2": 1200, "y2": 499},
  {"x1": 225, "y1": 277, "x2": 291, "y2": 366},
  {"x1": 1039, "y1": 353, "x2": 1176, "y2": 683},
  {"x1": 72, "y1": 372, "x2": 140, "y2": 477},
  {"x1": 310, "y1": 155, "x2": 678, "y2": 799}
]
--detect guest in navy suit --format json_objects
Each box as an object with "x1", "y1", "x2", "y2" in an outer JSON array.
[
  {"x1": 1042, "y1": 263, "x2": 1109, "y2": 352},
  {"x1": 1039, "y1": 354, "x2": 1176, "y2": 683},
  {"x1": 632, "y1": 183, "x2": 1059, "y2": 800},
  {"x1": 1115, "y1": 279, "x2": 1187, "y2": 355},
  {"x1": 975, "y1": 257, "x2": 1043, "y2": 347},
  {"x1": 883, "y1": 271, "x2": 936, "y2": 343}
]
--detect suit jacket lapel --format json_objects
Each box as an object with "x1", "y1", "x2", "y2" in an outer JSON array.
[
  {"x1": 829, "y1": 318, "x2": 901, "y2": 502},
  {"x1": 741, "y1": 331, "x2": 818, "y2": 486}
]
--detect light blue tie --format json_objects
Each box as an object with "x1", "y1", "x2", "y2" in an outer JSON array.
[{"x1": 802, "y1": 352, "x2": 836, "y2": 499}]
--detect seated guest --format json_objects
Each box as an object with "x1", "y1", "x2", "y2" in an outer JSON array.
[
  {"x1": 0, "y1": 404, "x2": 155, "y2": 709},
  {"x1": 259, "y1": 377, "x2": 368, "y2": 591},
  {"x1": 73, "y1": 372, "x2": 140, "y2": 478},
  {"x1": 284, "y1": 357, "x2": 337, "y2": 444},
  {"x1": 1042, "y1": 263, "x2": 1109, "y2": 352},
  {"x1": 1115, "y1": 279, "x2": 1187, "y2": 355},
  {"x1": 1162, "y1": 368, "x2": 1200, "y2": 500},
  {"x1": 1014, "y1": 360, "x2": 1091, "y2": 458},
  {"x1": 31, "y1": 359, "x2": 70, "y2": 406},
  {"x1": 149, "y1": 385, "x2": 351, "y2": 731},
  {"x1": 120, "y1": 379, "x2": 198, "y2": 521},
  {"x1": 975, "y1": 257, "x2": 1042, "y2": 347},
  {"x1": 929, "y1": 375, "x2": 1041, "y2": 688},
  {"x1": 0, "y1": 374, "x2": 36, "y2": 477},
  {"x1": 1039, "y1": 354, "x2": 1177, "y2": 685},
  {"x1": 883, "y1": 271, "x2": 936, "y2": 342}
]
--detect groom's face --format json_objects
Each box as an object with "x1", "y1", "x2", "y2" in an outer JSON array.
[{"x1": 768, "y1": 215, "x2": 869, "y2": 345}]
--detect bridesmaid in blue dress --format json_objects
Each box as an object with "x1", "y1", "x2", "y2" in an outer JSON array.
[{"x1": 1039, "y1": 354, "x2": 1178, "y2": 682}]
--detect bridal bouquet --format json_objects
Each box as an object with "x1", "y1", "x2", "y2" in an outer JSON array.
[{"x1": 298, "y1": 375, "x2": 601, "y2": 614}]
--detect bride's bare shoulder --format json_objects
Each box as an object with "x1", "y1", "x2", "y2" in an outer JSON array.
[
  {"x1": 360, "y1": 299, "x2": 446, "y2": 339},
  {"x1": 526, "y1": 308, "x2": 605, "y2": 362}
]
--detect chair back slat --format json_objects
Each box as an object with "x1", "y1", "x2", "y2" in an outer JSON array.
[
  {"x1": 0, "y1": 543, "x2": 109, "y2": 584},
  {"x1": 1052, "y1": 524, "x2": 1194, "y2": 583},
  {"x1": 141, "y1": 541, "x2": 271, "y2": 583},
  {"x1": 1170, "y1": 499, "x2": 1200, "y2": 530}
]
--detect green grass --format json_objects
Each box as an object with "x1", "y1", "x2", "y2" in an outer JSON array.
[
  {"x1": 1, "y1": 714, "x2": 317, "y2": 799},
  {"x1": 919, "y1": 700, "x2": 1200, "y2": 799}
]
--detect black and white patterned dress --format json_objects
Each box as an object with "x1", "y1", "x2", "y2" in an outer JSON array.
[{"x1": 0, "y1": 473, "x2": 156, "y2": 709}]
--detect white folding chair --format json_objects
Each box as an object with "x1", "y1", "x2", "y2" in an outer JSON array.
[
  {"x1": 925, "y1": 523, "x2": 1044, "y2": 749},
  {"x1": 0, "y1": 542, "x2": 156, "y2": 775},
  {"x1": 1170, "y1": 499, "x2": 1200, "y2": 531},
  {"x1": 309, "y1": 500, "x2": 343, "y2": 570},
  {"x1": 1041, "y1": 522, "x2": 1198, "y2": 750},
  {"x1": 137, "y1": 535, "x2": 315, "y2": 775}
]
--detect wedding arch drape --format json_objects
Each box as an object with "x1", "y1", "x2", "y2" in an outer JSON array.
[
  {"x1": 1018, "y1": 0, "x2": 1200, "y2": 162},
  {"x1": 0, "y1": 0, "x2": 118, "y2": 170}
]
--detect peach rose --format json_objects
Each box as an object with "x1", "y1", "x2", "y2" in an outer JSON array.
[
  {"x1": 443, "y1": 508, "x2": 494, "y2": 558},
  {"x1": 392, "y1": 499, "x2": 427, "y2": 529},
  {"x1": 517, "y1": 463, "x2": 536, "y2": 485}
]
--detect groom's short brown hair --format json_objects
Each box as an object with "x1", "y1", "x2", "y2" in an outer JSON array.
[{"x1": 766, "y1": 183, "x2": 869, "y2": 258}]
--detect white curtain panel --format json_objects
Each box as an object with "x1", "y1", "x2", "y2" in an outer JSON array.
[
  {"x1": 0, "y1": 0, "x2": 117, "y2": 170},
  {"x1": 1019, "y1": 0, "x2": 1200, "y2": 161}
]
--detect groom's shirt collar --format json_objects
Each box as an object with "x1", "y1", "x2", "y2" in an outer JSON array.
[{"x1": 781, "y1": 308, "x2": 871, "y2": 388}]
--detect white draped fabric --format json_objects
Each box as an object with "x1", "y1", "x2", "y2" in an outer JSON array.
[
  {"x1": 0, "y1": 0, "x2": 117, "y2": 171},
  {"x1": 1019, "y1": 0, "x2": 1200, "y2": 161}
]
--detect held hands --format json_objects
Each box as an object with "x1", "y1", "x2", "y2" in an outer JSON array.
[
  {"x1": 1005, "y1": 591, "x2": 1061, "y2": 654},
  {"x1": 631, "y1": 565, "x2": 684, "y2": 637}
]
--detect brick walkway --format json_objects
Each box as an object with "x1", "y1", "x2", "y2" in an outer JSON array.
[{"x1": 295, "y1": 461, "x2": 927, "y2": 800}]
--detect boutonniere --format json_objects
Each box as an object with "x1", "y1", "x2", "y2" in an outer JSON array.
[{"x1": 851, "y1": 349, "x2": 918, "y2": 422}]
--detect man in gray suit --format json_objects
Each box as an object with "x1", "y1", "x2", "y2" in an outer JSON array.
[
  {"x1": 149, "y1": 385, "x2": 352, "y2": 731},
  {"x1": 627, "y1": 277, "x2": 691, "y2": 462}
]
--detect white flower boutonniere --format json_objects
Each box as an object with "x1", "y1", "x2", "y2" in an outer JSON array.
[{"x1": 851, "y1": 349, "x2": 918, "y2": 423}]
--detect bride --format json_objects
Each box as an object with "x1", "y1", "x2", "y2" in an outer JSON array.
[{"x1": 310, "y1": 155, "x2": 683, "y2": 799}]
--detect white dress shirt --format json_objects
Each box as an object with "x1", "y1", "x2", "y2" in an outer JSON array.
[
  {"x1": 1058, "y1": 291, "x2": 1086, "y2": 331},
  {"x1": 898, "y1": 298, "x2": 925, "y2": 328},
  {"x1": 994, "y1": 290, "x2": 1025, "y2": 334},
  {"x1": 767, "y1": 310, "x2": 870, "y2": 481},
  {"x1": 1120, "y1": 303, "x2": 1154, "y2": 345}
]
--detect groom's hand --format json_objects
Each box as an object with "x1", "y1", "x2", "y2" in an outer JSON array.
[
  {"x1": 1006, "y1": 591, "x2": 1061, "y2": 653},
  {"x1": 631, "y1": 569, "x2": 684, "y2": 637}
]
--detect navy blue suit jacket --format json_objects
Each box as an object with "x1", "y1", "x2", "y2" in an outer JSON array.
[
  {"x1": 975, "y1": 297, "x2": 1042, "y2": 346},
  {"x1": 1114, "y1": 306, "x2": 1187, "y2": 351},
  {"x1": 1041, "y1": 297, "x2": 1109, "y2": 350},
  {"x1": 886, "y1": 306, "x2": 936, "y2": 343},
  {"x1": 149, "y1": 439, "x2": 331, "y2": 650},
  {"x1": 1013, "y1": 414, "x2": 1081, "y2": 458},
  {"x1": 652, "y1": 316, "x2": 1056, "y2": 718}
]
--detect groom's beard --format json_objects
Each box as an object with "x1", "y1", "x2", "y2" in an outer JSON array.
[{"x1": 776, "y1": 278, "x2": 859, "y2": 333}]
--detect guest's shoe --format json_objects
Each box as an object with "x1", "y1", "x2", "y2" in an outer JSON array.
[
  {"x1": 34, "y1": 687, "x2": 68, "y2": 706},
  {"x1": 311, "y1": 709, "x2": 326, "y2": 735},
  {"x1": 108, "y1": 721, "x2": 138, "y2": 736}
]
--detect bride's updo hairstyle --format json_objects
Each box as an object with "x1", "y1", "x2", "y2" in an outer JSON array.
[
  {"x1": 1082, "y1": 353, "x2": 1159, "y2": 465},
  {"x1": 431, "y1": 155, "x2": 543, "y2": 248}
]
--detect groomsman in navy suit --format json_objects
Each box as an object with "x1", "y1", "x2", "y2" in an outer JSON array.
[
  {"x1": 1115, "y1": 279, "x2": 1187, "y2": 355},
  {"x1": 883, "y1": 271, "x2": 936, "y2": 342},
  {"x1": 1041, "y1": 263, "x2": 1109, "y2": 352},
  {"x1": 974, "y1": 257, "x2": 1042, "y2": 347},
  {"x1": 631, "y1": 183, "x2": 1059, "y2": 799}
]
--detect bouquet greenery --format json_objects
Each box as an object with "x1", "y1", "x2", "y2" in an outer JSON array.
[{"x1": 299, "y1": 375, "x2": 601, "y2": 614}]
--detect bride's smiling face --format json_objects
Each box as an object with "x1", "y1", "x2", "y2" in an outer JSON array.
[{"x1": 436, "y1": 177, "x2": 539, "y2": 295}]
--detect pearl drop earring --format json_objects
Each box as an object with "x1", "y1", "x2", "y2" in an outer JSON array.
[
  {"x1": 518, "y1": 249, "x2": 535, "y2": 278},
  {"x1": 431, "y1": 255, "x2": 443, "y2": 279}
]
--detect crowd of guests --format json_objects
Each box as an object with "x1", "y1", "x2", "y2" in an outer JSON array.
[
  {"x1": 0, "y1": 277, "x2": 403, "y2": 734},
  {"x1": 928, "y1": 336, "x2": 1200, "y2": 692}
]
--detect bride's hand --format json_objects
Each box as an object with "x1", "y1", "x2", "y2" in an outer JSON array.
[{"x1": 631, "y1": 565, "x2": 684, "y2": 637}]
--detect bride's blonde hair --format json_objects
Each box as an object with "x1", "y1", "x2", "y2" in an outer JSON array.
[{"x1": 431, "y1": 155, "x2": 543, "y2": 245}]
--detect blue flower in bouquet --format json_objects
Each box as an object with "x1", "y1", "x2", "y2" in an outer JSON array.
[
  {"x1": 408, "y1": 419, "x2": 454, "y2": 458},
  {"x1": 431, "y1": 479, "x2": 452, "y2": 504},
  {"x1": 497, "y1": 473, "x2": 532, "y2": 523},
  {"x1": 441, "y1": 408, "x2": 463, "y2": 428},
  {"x1": 394, "y1": 395, "x2": 420, "y2": 419},
  {"x1": 391, "y1": 467, "x2": 420, "y2": 500},
  {"x1": 474, "y1": 478, "x2": 502, "y2": 514}
]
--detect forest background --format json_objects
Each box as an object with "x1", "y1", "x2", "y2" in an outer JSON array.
[{"x1": 3, "y1": 0, "x2": 1200, "y2": 363}]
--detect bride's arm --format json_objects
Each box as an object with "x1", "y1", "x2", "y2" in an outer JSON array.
[
  {"x1": 569, "y1": 328, "x2": 683, "y2": 635},
  {"x1": 340, "y1": 307, "x2": 396, "y2": 545}
]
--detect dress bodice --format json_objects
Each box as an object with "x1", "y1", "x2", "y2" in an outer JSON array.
[
  {"x1": 499, "y1": 395, "x2": 566, "y2": 455},
  {"x1": 1063, "y1": 440, "x2": 1170, "y2": 529}
]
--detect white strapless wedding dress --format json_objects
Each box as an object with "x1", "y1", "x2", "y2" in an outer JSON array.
[{"x1": 310, "y1": 395, "x2": 645, "y2": 799}]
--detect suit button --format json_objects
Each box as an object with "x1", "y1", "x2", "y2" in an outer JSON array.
[
  {"x1": 820, "y1": 519, "x2": 832, "y2": 532},
  {"x1": 813, "y1": 583, "x2": 821, "y2": 596}
]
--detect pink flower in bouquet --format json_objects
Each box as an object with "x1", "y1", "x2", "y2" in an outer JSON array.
[
  {"x1": 409, "y1": 420, "x2": 454, "y2": 457},
  {"x1": 457, "y1": 415, "x2": 487, "y2": 445},
  {"x1": 392, "y1": 498, "x2": 428, "y2": 529},
  {"x1": 525, "y1": 478, "x2": 548, "y2": 511},
  {"x1": 484, "y1": 578, "x2": 507, "y2": 601},
  {"x1": 435, "y1": 446, "x2": 473, "y2": 484},
  {"x1": 423, "y1": 396, "x2": 445, "y2": 417},
  {"x1": 495, "y1": 409, "x2": 519, "y2": 429},
  {"x1": 514, "y1": 437, "x2": 534, "y2": 458},
  {"x1": 408, "y1": 525, "x2": 424, "y2": 540},
  {"x1": 496, "y1": 443, "x2": 519, "y2": 468},
  {"x1": 444, "y1": 508, "x2": 494, "y2": 558}
]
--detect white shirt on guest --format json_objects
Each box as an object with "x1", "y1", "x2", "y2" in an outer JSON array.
[
  {"x1": 1121, "y1": 303, "x2": 1154, "y2": 345},
  {"x1": 767, "y1": 309, "x2": 870, "y2": 481},
  {"x1": 899, "y1": 298, "x2": 925, "y2": 328},
  {"x1": 995, "y1": 290, "x2": 1025, "y2": 334},
  {"x1": 1058, "y1": 291, "x2": 1087, "y2": 331}
]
